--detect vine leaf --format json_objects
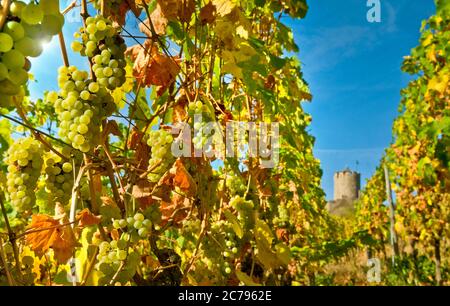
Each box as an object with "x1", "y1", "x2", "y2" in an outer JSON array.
[
  {"x1": 223, "y1": 210, "x2": 243, "y2": 238},
  {"x1": 235, "y1": 270, "x2": 261, "y2": 286},
  {"x1": 254, "y1": 219, "x2": 284, "y2": 269},
  {"x1": 212, "y1": 0, "x2": 235, "y2": 17},
  {"x1": 160, "y1": 194, "x2": 190, "y2": 226},
  {"x1": 200, "y1": 2, "x2": 217, "y2": 24},
  {"x1": 140, "y1": 4, "x2": 168, "y2": 37},
  {"x1": 102, "y1": 120, "x2": 122, "y2": 144},
  {"x1": 25, "y1": 214, "x2": 76, "y2": 264},
  {"x1": 111, "y1": 1, "x2": 142, "y2": 26},
  {"x1": 126, "y1": 41, "x2": 181, "y2": 91},
  {"x1": 162, "y1": 159, "x2": 197, "y2": 196},
  {"x1": 76, "y1": 208, "x2": 102, "y2": 227},
  {"x1": 155, "y1": 0, "x2": 195, "y2": 22}
]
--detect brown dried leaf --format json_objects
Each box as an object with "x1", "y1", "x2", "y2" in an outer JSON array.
[
  {"x1": 102, "y1": 120, "x2": 122, "y2": 144},
  {"x1": 160, "y1": 194, "x2": 189, "y2": 226},
  {"x1": 139, "y1": 5, "x2": 168, "y2": 37},
  {"x1": 155, "y1": 0, "x2": 195, "y2": 22},
  {"x1": 25, "y1": 214, "x2": 76, "y2": 264},
  {"x1": 132, "y1": 178, "x2": 153, "y2": 199},
  {"x1": 177, "y1": 0, "x2": 196, "y2": 22},
  {"x1": 111, "y1": 1, "x2": 143, "y2": 26},
  {"x1": 76, "y1": 208, "x2": 101, "y2": 227},
  {"x1": 110, "y1": 229, "x2": 120, "y2": 241},
  {"x1": 161, "y1": 159, "x2": 197, "y2": 197},
  {"x1": 200, "y1": 1, "x2": 217, "y2": 24},
  {"x1": 145, "y1": 53, "x2": 181, "y2": 88},
  {"x1": 101, "y1": 196, "x2": 119, "y2": 208}
]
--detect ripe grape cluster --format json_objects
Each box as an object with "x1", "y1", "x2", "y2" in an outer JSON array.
[
  {"x1": 147, "y1": 129, "x2": 174, "y2": 183},
  {"x1": 230, "y1": 195, "x2": 255, "y2": 231},
  {"x1": 46, "y1": 65, "x2": 116, "y2": 152},
  {"x1": 95, "y1": 213, "x2": 151, "y2": 285},
  {"x1": 188, "y1": 100, "x2": 219, "y2": 152},
  {"x1": 225, "y1": 169, "x2": 246, "y2": 196},
  {"x1": 0, "y1": 0, "x2": 64, "y2": 100},
  {"x1": 4, "y1": 138, "x2": 44, "y2": 212},
  {"x1": 112, "y1": 213, "x2": 152, "y2": 239},
  {"x1": 43, "y1": 154, "x2": 74, "y2": 204},
  {"x1": 71, "y1": 15, "x2": 127, "y2": 90},
  {"x1": 201, "y1": 221, "x2": 237, "y2": 276}
]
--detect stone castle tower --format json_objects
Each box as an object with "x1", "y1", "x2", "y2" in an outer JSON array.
[
  {"x1": 327, "y1": 168, "x2": 361, "y2": 216},
  {"x1": 333, "y1": 168, "x2": 361, "y2": 201}
]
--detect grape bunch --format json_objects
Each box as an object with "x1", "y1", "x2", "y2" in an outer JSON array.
[
  {"x1": 4, "y1": 138, "x2": 44, "y2": 212},
  {"x1": 200, "y1": 220, "x2": 236, "y2": 277},
  {"x1": 46, "y1": 65, "x2": 116, "y2": 152},
  {"x1": 225, "y1": 170, "x2": 246, "y2": 196},
  {"x1": 213, "y1": 221, "x2": 238, "y2": 275},
  {"x1": 147, "y1": 129, "x2": 174, "y2": 183},
  {"x1": 188, "y1": 101, "x2": 219, "y2": 152},
  {"x1": 112, "y1": 213, "x2": 153, "y2": 239},
  {"x1": 0, "y1": 0, "x2": 64, "y2": 98},
  {"x1": 43, "y1": 154, "x2": 74, "y2": 204},
  {"x1": 229, "y1": 195, "x2": 255, "y2": 231},
  {"x1": 71, "y1": 15, "x2": 127, "y2": 90}
]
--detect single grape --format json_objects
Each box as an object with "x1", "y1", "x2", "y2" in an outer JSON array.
[
  {"x1": 0, "y1": 33, "x2": 14, "y2": 52},
  {"x1": 21, "y1": 3, "x2": 44, "y2": 25}
]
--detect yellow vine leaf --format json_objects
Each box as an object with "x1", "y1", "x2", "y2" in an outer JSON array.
[
  {"x1": 212, "y1": 0, "x2": 236, "y2": 16},
  {"x1": 25, "y1": 214, "x2": 77, "y2": 264},
  {"x1": 235, "y1": 270, "x2": 261, "y2": 286}
]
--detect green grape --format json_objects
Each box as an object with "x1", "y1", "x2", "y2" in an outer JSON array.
[
  {"x1": 39, "y1": 0, "x2": 60, "y2": 14},
  {"x1": 0, "y1": 33, "x2": 14, "y2": 52},
  {"x1": 133, "y1": 220, "x2": 143, "y2": 229},
  {"x1": 21, "y1": 3, "x2": 44, "y2": 25},
  {"x1": 88, "y1": 82, "x2": 99, "y2": 93},
  {"x1": 117, "y1": 250, "x2": 127, "y2": 261},
  {"x1": 147, "y1": 129, "x2": 175, "y2": 183},
  {"x1": 0, "y1": 63, "x2": 9, "y2": 81},
  {"x1": 113, "y1": 220, "x2": 121, "y2": 229},
  {"x1": 138, "y1": 228, "x2": 148, "y2": 237},
  {"x1": 8, "y1": 68, "x2": 28, "y2": 85},
  {"x1": 62, "y1": 162, "x2": 73, "y2": 173},
  {"x1": 71, "y1": 41, "x2": 83, "y2": 52},
  {"x1": 48, "y1": 66, "x2": 116, "y2": 152},
  {"x1": 71, "y1": 15, "x2": 127, "y2": 90},
  {"x1": 2, "y1": 50, "x2": 26, "y2": 69},
  {"x1": 43, "y1": 153, "x2": 75, "y2": 204},
  {"x1": 14, "y1": 37, "x2": 35, "y2": 56},
  {"x1": 134, "y1": 213, "x2": 145, "y2": 222},
  {"x1": 10, "y1": 1, "x2": 27, "y2": 17},
  {"x1": 5, "y1": 138, "x2": 44, "y2": 212},
  {"x1": 119, "y1": 219, "x2": 128, "y2": 228},
  {"x1": 4, "y1": 21, "x2": 25, "y2": 41},
  {"x1": 27, "y1": 43, "x2": 43, "y2": 58},
  {"x1": 41, "y1": 13, "x2": 65, "y2": 36}
]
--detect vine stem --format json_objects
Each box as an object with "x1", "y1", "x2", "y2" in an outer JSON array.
[
  {"x1": 0, "y1": 0, "x2": 10, "y2": 30},
  {"x1": 0, "y1": 195, "x2": 22, "y2": 282},
  {"x1": 0, "y1": 236, "x2": 15, "y2": 286},
  {"x1": 182, "y1": 218, "x2": 208, "y2": 280},
  {"x1": 62, "y1": 0, "x2": 78, "y2": 15},
  {"x1": 100, "y1": 0, "x2": 105, "y2": 16},
  {"x1": 80, "y1": 246, "x2": 99, "y2": 286},
  {"x1": 58, "y1": 31, "x2": 70, "y2": 67}
]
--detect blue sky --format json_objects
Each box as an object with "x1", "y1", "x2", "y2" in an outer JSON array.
[
  {"x1": 285, "y1": 0, "x2": 436, "y2": 199},
  {"x1": 28, "y1": 0, "x2": 437, "y2": 200}
]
